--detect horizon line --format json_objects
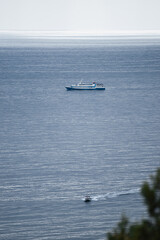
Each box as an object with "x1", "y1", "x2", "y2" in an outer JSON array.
[{"x1": 1, "y1": 30, "x2": 160, "y2": 37}]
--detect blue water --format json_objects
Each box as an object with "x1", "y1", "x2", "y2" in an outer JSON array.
[{"x1": 0, "y1": 37, "x2": 160, "y2": 240}]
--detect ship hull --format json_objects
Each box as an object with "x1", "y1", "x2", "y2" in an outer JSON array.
[{"x1": 65, "y1": 87, "x2": 105, "y2": 90}]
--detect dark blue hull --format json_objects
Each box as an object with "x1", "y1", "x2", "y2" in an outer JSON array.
[{"x1": 65, "y1": 87, "x2": 105, "y2": 90}]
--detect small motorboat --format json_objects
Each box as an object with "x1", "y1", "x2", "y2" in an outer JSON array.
[{"x1": 84, "y1": 196, "x2": 91, "y2": 202}]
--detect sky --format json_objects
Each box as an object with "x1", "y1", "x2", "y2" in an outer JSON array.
[{"x1": 0, "y1": 0, "x2": 160, "y2": 35}]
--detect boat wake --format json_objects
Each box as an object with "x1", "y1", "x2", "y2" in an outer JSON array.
[{"x1": 91, "y1": 188, "x2": 140, "y2": 201}]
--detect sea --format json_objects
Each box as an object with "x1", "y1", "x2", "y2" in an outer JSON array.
[{"x1": 0, "y1": 35, "x2": 160, "y2": 240}]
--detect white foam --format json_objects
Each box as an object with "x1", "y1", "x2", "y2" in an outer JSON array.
[{"x1": 91, "y1": 188, "x2": 140, "y2": 201}]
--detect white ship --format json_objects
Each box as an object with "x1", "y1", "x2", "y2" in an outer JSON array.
[{"x1": 65, "y1": 82, "x2": 105, "y2": 90}]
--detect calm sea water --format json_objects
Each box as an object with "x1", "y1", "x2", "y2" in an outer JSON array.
[{"x1": 0, "y1": 37, "x2": 160, "y2": 240}]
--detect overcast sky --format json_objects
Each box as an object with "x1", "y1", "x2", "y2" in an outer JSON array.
[{"x1": 0, "y1": 0, "x2": 160, "y2": 34}]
